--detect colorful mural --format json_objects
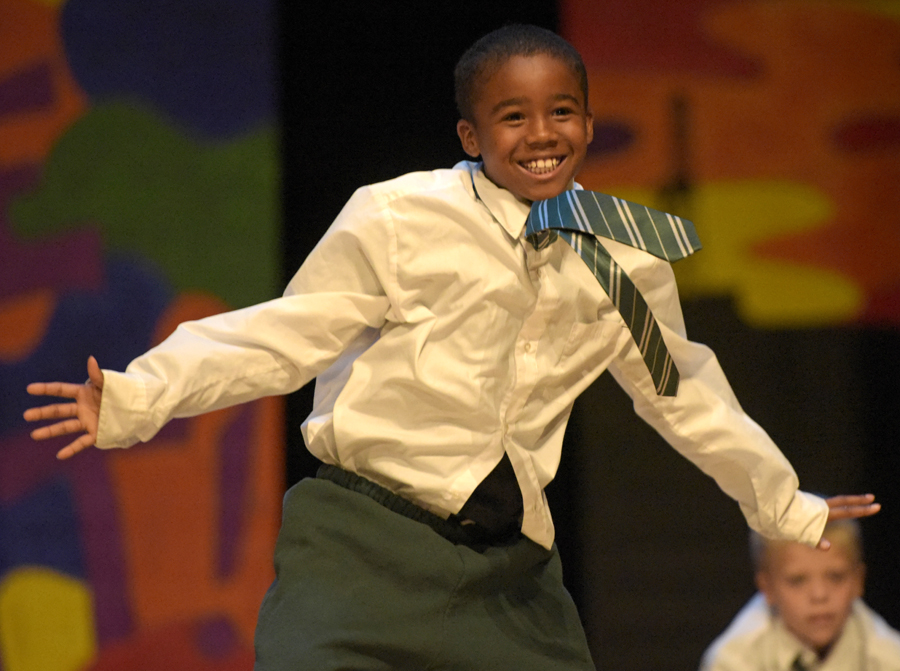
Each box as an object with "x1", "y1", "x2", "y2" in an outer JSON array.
[
  {"x1": 563, "y1": 0, "x2": 900, "y2": 328},
  {"x1": 0, "y1": 0, "x2": 282, "y2": 669}
]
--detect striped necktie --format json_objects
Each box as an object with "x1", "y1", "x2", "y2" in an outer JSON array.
[{"x1": 525, "y1": 190, "x2": 701, "y2": 397}]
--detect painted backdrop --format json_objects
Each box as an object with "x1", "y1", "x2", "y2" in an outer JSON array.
[
  {"x1": 559, "y1": 1, "x2": 900, "y2": 668},
  {"x1": 0, "y1": 1, "x2": 282, "y2": 669}
]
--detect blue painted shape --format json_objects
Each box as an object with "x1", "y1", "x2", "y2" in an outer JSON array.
[
  {"x1": 195, "y1": 616, "x2": 239, "y2": 660},
  {"x1": 588, "y1": 120, "x2": 636, "y2": 156},
  {"x1": 0, "y1": 478, "x2": 85, "y2": 578},
  {"x1": 0, "y1": 256, "x2": 172, "y2": 435},
  {"x1": 60, "y1": 0, "x2": 276, "y2": 139},
  {"x1": 217, "y1": 404, "x2": 252, "y2": 579}
]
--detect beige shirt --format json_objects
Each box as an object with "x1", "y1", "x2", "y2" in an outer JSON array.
[
  {"x1": 96, "y1": 161, "x2": 827, "y2": 549},
  {"x1": 700, "y1": 593, "x2": 900, "y2": 671}
]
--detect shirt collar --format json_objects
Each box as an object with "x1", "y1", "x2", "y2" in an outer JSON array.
[
  {"x1": 459, "y1": 160, "x2": 580, "y2": 240},
  {"x1": 772, "y1": 603, "x2": 865, "y2": 671},
  {"x1": 772, "y1": 615, "x2": 820, "y2": 670}
]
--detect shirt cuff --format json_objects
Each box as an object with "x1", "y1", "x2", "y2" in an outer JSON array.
[
  {"x1": 95, "y1": 369, "x2": 160, "y2": 449},
  {"x1": 773, "y1": 490, "x2": 829, "y2": 547}
]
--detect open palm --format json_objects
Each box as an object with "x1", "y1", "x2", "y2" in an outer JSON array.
[{"x1": 24, "y1": 356, "x2": 105, "y2": 459}]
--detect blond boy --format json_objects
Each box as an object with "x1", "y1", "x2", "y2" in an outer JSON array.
[{"x1": 701, "y1": 520, "x2": 900, "y2": 671}]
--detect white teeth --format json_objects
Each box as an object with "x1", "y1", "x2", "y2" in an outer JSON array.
[{"x1": 522, "y1": 158, "x2": 560, "y2": 174}]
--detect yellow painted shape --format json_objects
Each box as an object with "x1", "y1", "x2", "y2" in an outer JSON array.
[
  {"x1": 603, "y1": 180, "x2": 862, "y2": 327},
  {"x1": 0, "y1": 567, "x2": 96, "y2": 671},
  {"x1": 824, "y1": 0, "x2": 900, "y2": 19}
]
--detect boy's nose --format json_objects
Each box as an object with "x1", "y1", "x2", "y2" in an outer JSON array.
[
  {"x1": 525, "y1": 117, "x2": 556, "y2": 145},
  {"x1": 808, "y1": 578, "x2": 829, "y2": 602}
]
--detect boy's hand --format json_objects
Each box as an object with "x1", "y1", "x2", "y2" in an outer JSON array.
[
  {"x1": 817, "y1": 494, "x2": 881, "y2": 550},
  {"x1": 24, "y1": 356, "x2": 105, "y2": 460}
]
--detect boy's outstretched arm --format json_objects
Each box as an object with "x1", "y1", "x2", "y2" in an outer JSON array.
[
  {"x1": 24, "y1": 355, "x2": 104, "y2": 460},
  {"x1": 818, "y1": 493, "x2": 881, "y2": 550}
]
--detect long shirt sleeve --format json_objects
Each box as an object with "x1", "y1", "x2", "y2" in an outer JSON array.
[{"x1": 96, "y1": 192, "x2": 393, "y2": 448}]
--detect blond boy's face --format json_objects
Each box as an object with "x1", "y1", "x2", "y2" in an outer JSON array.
[
  {"x1": 757, "y1": 541, "x2": 864, "y2": 653},
  {"x1": 456, "y1": 54, "x2": 593, "y2": 203}
]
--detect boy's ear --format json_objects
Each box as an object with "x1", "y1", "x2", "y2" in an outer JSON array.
[
  {"x1": 854, "y1": 562, "x2": 866, "y2": 600},
  {"x1": 457, "y1": 119, "x2": 481, "y2": 158},
  {"x1": 755, "y1": 571, "x2": 774, "y2": 605}
]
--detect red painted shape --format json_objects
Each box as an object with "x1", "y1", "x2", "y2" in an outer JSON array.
[
  {"x1": 0, "y1": 62, "x2": 54, "y2": 117},
  {"x1": 833, "y1": 115, "x2": 900, "y2": 152},
  {"x1": 0, "y1": 166, "x2": 104, "y2": 301},
  {"x1": 864, "y1": 283, "x2": 900, "y2": 327}
]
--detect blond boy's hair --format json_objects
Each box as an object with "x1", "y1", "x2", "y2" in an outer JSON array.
[{"x1": 749, "y1": 518, "x2": 863, "y2": 572}]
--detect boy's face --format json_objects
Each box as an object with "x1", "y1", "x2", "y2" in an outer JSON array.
[
  {"x1": 756, "y1": 541, "x2": 864, "y2": 653},
  {"x1": 456, "y1": 54, "x2": 593, "y2": 203}
]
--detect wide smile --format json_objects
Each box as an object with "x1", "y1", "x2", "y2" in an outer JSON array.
[{"x1": 518, "y1": 156, "x2": 566, "y2": 176}]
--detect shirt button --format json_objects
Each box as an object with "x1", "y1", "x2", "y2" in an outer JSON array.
[{"x1": 524, "y1": 342, "x2": 533, "y2": 353}]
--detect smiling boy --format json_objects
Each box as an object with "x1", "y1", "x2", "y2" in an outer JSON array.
[
  {"x1": 455, "y1": 51, "x2": 593, "y2": 202},
  {"x1": 25, "y1": 25, "x2": 879, "y2": 671}
]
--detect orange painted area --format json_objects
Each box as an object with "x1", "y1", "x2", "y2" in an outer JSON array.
[
  {"x1": 580, "y1": 6, "x2": 900, "y2": 185},
  {"x1": 561, "y1": 0, "x2": 759, "y2": 78},
  {"x1": 757, "y1": 158, "x2": 900, "y2": 293},
  {"x1": 106, "y1": 292, "x2": 283, "y2": 646},
  {"x1": 0, "y1": 289, "x2": 56, "y2": 361},
  {"x1": 574, "y1": 3, "x2": 900, "y2": 324},
  {"x1": 0, "y1": 0, "x2": 87, "y2": 166}
]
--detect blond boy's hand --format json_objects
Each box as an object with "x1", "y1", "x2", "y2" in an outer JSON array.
[
  {"x1": 817, "y1": 494, "x2": 881, "y2": 550},
  {"x1": 24, "y1": 356, "x2": 105, "y2": 460}
]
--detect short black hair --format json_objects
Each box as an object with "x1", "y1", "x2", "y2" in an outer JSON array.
[{"x1": 454, "y1": 24, "x2": 589, "y2": 122}]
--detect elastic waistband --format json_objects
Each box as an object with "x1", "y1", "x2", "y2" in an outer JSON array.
[{"x1": 316, "y1": 464, "x2": 519, "y2": 548}]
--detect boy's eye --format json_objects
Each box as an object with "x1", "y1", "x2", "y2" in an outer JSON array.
[
  {"x1": 503, "y1": 112, "x2": 524, "y2": 122},
  {"x1": 553, "y1": 107, "x2": 574, "y2": 117},
  {"x1": 826, "y1": 570, "x2": 848, "y2": 584},
  {"x1": 785, "y1": 575, "x2": 807, "y2": 587}
]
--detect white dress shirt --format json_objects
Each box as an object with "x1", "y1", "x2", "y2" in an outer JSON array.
[
  {"x1": 700, "y1": 593, "x2": 900, "y2": 671},
  {"x1": 96, "y1": 161, "x2": 828, "y2": 550}
]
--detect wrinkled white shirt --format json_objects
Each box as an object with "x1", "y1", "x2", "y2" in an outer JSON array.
[
  {"x1": 97, "y1": 161, "x2": 827, "y2": 549},
  {"x1": 700, "y1": 593, "x2": 900, "y2": 671}
]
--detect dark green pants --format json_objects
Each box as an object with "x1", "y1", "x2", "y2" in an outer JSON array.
[{"x1": 254, "y1": 475, "x2": 595, "y2": 671}]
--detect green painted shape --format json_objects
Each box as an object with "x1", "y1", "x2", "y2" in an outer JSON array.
[{"x1": 10, "y1": 103, "x2": 281, "y2": 308}]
